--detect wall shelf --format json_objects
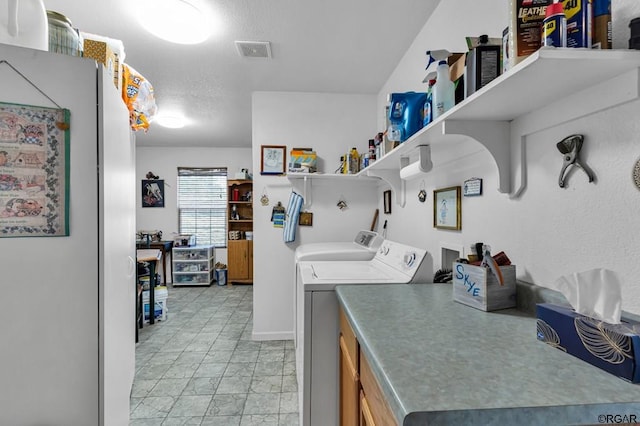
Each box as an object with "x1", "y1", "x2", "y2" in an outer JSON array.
[
  {"x1": 287, "y1": 173, "x2": 380, "y2": 208},
  {"x1": 362, "y1": 48, "x2": 640, "y2": 205}
]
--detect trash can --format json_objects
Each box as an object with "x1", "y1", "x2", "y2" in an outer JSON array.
[{"x1": 215, "y1": 268, "x2": 227, "y2": 286}]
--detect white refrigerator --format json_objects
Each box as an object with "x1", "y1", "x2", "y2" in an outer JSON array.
[{"x1": 0, "y1": 43, "x2": 136, "y2": 425}]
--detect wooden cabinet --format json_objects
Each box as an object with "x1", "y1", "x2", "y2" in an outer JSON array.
[
  {"x1": 340, "y1": 308, "x2": 360, "y2": 426},
  {"x1": 227, "y1": 179, "x2": 253, "y2": 284},
  {"x1": 227, "y1": 240, "x2": 253, "y2": 282},
  {"x1": 339, "y1": 307, "x2": 397, "y2": 426}
]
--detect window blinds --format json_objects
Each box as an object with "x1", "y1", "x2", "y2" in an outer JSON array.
[{"x1": 177, "y1": 167, "x2": 227, "y2": 247}]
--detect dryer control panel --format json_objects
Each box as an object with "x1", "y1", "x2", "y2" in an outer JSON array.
[{"x1": 375, "y1": 240, "x2": 427, "y2": 274}]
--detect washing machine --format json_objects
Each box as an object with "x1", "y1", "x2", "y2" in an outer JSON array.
[{"x1": 296, "y1": 240, "x2": 428, "y2": 426}]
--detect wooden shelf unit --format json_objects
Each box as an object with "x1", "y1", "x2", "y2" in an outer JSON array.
[{"x1": 227, "y1": 179, "x2": 253, "y2": 284}]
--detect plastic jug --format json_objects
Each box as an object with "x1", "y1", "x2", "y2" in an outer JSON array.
[{"x1": 0, "y1": 0, "x2": 48, "y2": 51}]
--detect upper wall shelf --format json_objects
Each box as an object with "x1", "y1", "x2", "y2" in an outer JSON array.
[
  {"x1": 362, "y1": 48, "x2": 640, "y2": 205},
  {"x1": 286, "y1": 173, "x2": 379, "y2": 181},
  {"x1": 286, "y1": 173, "x2": 380, "y2": 208}
]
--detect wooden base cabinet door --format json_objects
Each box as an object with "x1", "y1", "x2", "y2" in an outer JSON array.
[
  {"x1": 228, "y1": 240, "x2": 253, "y2": 283},
  {"x1": 340, "y1": 335, "x2": 359, "y2": 426},
  {"x1": 360, "y1": 391, "x2": 375, "y2": 426}
]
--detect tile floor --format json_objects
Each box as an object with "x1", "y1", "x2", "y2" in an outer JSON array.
[{"x1": 130, "y1": 284, "x2": 299, "y2": 425}]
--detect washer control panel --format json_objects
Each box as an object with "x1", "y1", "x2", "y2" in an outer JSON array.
[{"x1": 375, "y1": 241, "x2": 426, "y2": 273}]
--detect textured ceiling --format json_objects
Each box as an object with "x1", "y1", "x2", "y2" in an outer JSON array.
[{"x1": 42, "y1": 0, "x2": 441, "y2": 148}]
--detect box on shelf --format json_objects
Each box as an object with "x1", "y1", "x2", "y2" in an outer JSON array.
[
  {"x1": 289, "y1": 148, "x2": 317, "y2": 173},
  {"x1": 448, "y1": 53, "x2": 467, "y2": 105},
  {"x1": 536, "y1": 303, "x2": 640, "y2": 383},
  {"x1": 174, "y1": 234, "x2": 196, "y2": 247},
  {"x1": 142, "y1": 286, "x2": 168, "y2": 322},
  {"x1": 452, "y1": 262, "x2": 516, "y2": 311},
  {"x1": 83, "y1": 38, "x2": 120, "y2": 89},
  {"x1": 234, "y1": 171, "x2": 251, "y2": 180}
]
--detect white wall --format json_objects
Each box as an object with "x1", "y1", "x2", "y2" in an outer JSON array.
[
  {"x1": 251, "y1": 92, "x2": 379, "y2": 339},
  {"x1": 375, "y1": 0, "x2": 640, "y2": 315},
  {"x1": 136, "y1": 146, "x2": 251, "y2": 266}
]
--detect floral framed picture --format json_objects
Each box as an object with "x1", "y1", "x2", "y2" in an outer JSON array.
[
  {"x1": 433, "y1": 186, "x2": 461, "y2": 230},
  {"x1": 261, "y1": 145, "x2": 286, "y2": 175}
]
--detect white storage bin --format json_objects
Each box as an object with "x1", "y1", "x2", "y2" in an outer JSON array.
[{"x1": 142, "y1": 286, "x2": 168, "y2": 322}]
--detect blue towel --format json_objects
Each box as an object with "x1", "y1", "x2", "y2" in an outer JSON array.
[{"x1": 283, "y1": 191, "x2": 303, "y2": 243}]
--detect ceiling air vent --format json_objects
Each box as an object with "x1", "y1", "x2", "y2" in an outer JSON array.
[{"x1": 235, "y1": 41, "x2": 272, "y2": 58}]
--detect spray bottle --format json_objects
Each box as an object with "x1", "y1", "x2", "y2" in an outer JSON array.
[
  {"x1": 432, "y1": 61, "x2": 455, "y2": 120},
  {"x1": 422, "y1": 72, "x2": 436, "y2": 127}
]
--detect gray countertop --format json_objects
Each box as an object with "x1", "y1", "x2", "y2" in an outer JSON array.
[{"x1": 336, "y1": 283, "x2": 640, "y2": 426}]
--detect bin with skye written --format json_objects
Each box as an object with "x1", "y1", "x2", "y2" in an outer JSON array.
[{"x1": 452, "y1": 262, "x2": 516, "y2": 311}]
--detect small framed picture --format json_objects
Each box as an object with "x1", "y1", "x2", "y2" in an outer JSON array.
[
  {"x1": 299, "y1": 211, "x2": 313, "y2": 226},
  {"x1": 383, "y1": 190, "x2": 392, "y2": 214},
  {"x1": 142, "y1": 179, "x2": 165, "y2": 208},
  {"x1": 433, "y1": 186, "x2": 461, "y2": 230},
  {"x1": 261, "y1": 145, "x2": 287, "y2": 175},
  {"x1": 463, "y1": 177, "x2": 483, "y2": 196}
]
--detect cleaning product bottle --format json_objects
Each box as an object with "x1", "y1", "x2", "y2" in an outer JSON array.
[
  {"x1": 348, "y1": 147, "x2": 359, "y2": 174},
  {"x1": 432, "y1": 61, "x2": 455, "y2": 120},
  {"x1": 466, "y1": 35, "x2": 501, "y2": 97},
  {"x1": 368, "y1": 139, "x2": 376, "y2": 164},
  {"x1": 423, "y1": 79, "x2": 435, "y2": 127},
  {"x1": 343, "y1": 152, "x2": 350, "y2": 174},
  {"x1": 542, "y1": 3, "x2": 567, "y2": 47}
]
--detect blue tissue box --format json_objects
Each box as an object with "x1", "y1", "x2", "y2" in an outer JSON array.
[{"x1": 536, "y1": 303, "x2": 640, "y2": 383}]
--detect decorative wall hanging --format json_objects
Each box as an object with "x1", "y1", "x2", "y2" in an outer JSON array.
[
  {"x1": 142, "y1": 179, "x2": 165, "y2": 207},
  {"x1": 463, "y1": 177, "x2": 483, "y2": 196},
  {"x1": 634, "y1": 158, "x2": 640, "y2": 190},
  {"x1": 418, "y1": 180, "x2": 427, "y2": 203},
  {"x1": 337, "y1": 196, "x2": 348, "y2": 211},
  {"x1": 433, "y1": 186, "x2": 461, "y2": 230},
  {"x1": 556, "y1": 134, "x2": 595, "y2": 188},
  {"x1": 260, "y1": 145, "x2": 286, "y2": 175},
  {"x1": 0, "y1": 101, "x2": 70, "y2": 237},
  {"x1": 383, "y1": 190, "x2": 392, "y2": 214},
  {"x1": 260, "y1": 187, "x2": 270, "y2": 205},
  {"x1": 299, "y1": 211, "x2": 313, "y2": 226},
  {"x1": 271, "y1": 201, "x2": 285, "y2": 227}
]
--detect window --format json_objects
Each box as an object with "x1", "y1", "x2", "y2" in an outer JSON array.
[{"x1": 177, "y1": 167, "x2": 227, "y2": 247}]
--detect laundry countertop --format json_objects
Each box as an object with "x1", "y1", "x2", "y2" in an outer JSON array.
[{"x1": 336, "y1": 283, "x2": 640, "y2": 426}]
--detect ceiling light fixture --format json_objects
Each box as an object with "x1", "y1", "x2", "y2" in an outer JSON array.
[
  {"x1": 155, "y1": 114, "x2": 186, "y2": 129},
  {"x1": 136, "y1": 0, "x2": 217, "y2": 44}
]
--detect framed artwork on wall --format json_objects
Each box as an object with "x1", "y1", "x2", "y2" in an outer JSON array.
[
  {"x1": 260, "y1": 145, "x2": 286, "y2": 175},
  {"x1": 142, "y1": 179, "x2": 165, "y2": 208},
  {"x1": 383, "y1": 190, "x2": 392, "y2": 214},
  {"x1": 433, "y1": 186, "x2": 461, "y2": 230}
]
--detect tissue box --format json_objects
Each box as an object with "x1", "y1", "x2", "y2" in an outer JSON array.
[
  {"x1": 452, "y1": 262, "x2": 516, "y2": 311},
  {"x1": 289, "y1": 148, "x2": 317, "y2": 173},
  {"x1": 536, "y1": 303, "x2": 640, "y2": 383}
]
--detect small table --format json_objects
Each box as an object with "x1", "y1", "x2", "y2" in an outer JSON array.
[
  {"x1": 136, "y1": 240, "x2": 173, "y2": 284},
  {"x1": 136, "y1": 249, "x2": 162, "y2": 327}
]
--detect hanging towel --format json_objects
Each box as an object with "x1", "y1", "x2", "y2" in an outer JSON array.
[{"x1": 283, "y1": 191, "x2": 304, "y2": 243}]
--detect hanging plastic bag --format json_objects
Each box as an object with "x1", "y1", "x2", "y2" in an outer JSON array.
[{"x1": 121, "y1": 63, "x2": 157, "y2": 131}]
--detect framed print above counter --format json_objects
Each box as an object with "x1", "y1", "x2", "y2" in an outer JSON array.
[{"x1": 434, "y1": 186, "x2": 461, "y2": 230}]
